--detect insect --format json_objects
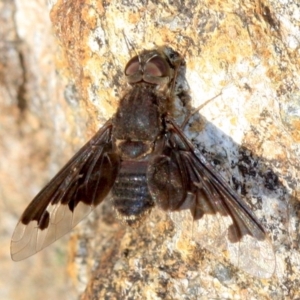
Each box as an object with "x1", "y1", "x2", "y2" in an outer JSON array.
[{"x1": 11, "y1": 48, "x2": 275, "y2": 278}]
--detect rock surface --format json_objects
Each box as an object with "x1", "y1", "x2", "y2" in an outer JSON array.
[{"x1": 2, "y1": 0, "x2": 300, "y2": 299}]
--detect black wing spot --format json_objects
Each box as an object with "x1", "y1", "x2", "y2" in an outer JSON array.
[{"x1": 38, "y1": 211, "x2": 50, "y2": 230}]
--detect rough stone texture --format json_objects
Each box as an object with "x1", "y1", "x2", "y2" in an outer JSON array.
[
  {"x1": 2, "y1": 0, "x2": 300, "y2": 299},
  {"x1": 0, "y1": 0, "x2": 77, "y2": 299},
  {"x1": 50, "y1": 0, "x2": 300, "y2": 299}
]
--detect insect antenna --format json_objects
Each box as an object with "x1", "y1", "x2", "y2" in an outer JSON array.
[
  {"x1": 180, "y1": 92, "x2": 223, "y2": 130},
  {"x1": 122, "y1": 30, "x2": 140, "y2": 63}
]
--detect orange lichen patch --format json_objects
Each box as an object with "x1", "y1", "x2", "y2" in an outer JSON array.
[
  {"x1": 289, "y1": 119, "x2": 300, "y2": 142},
  {"x1": 175, "y1": 235, "x2": 197, "y2": 261},
  {"x1": 95, "y1": 1, "x2": 105, "y2": 16},
  {"x1": 51, "y1": 0, "x2": 116, "y2": 125},
  {"x1": 128, "y1": 12, "x2": 141, "y2": 24},
  {"x1": 187, "y1": 14, "x2": 254, "y2": 81},
  {"x1": 213, "y1": 16, "x2": 253, "y2": 56},
  {"x1": 81, "y1": 4, "x2": 98, "y2": 30}
]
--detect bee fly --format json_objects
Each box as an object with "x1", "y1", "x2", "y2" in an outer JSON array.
[{"x1": 11, "y1": 48, "x2": 275, "y2": 278}]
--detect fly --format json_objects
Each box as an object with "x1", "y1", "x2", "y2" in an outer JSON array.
[{"x1": 11, "y1": 48, "x2": 275, "y2": 278}]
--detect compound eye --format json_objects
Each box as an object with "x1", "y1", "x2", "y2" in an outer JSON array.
[
  {"x1": 125, "y1": 56, "x2": 140, "y2": 76},
  {"x1": 144, "y1": 56, "x2": 169, "y2": 77}
]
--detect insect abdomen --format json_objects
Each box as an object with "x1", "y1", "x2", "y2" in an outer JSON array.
[{"x1": 112, "y1": 161, "x2": 154, "y2": 226}]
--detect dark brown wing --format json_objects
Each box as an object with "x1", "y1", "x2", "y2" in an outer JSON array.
[
  {"x1": 11, "y1": 120, "x2": 120, "y2": 261},
  {"x1": 148, "y1": 118, "x2": 275, "y2": 278}
]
